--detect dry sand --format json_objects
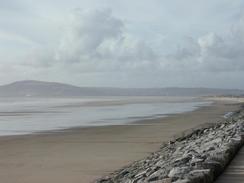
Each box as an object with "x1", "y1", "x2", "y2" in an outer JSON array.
[{"x1": 0, "y1": 99, "x2": 242, "y2": 183}]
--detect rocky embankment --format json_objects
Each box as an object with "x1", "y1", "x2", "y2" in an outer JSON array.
[{"x1": 96, "y1": 109, "x2": 244, "y2": 183}]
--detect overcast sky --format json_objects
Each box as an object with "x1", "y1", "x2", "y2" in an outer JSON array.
[{"x1": 0, "y1": 0, "x2": 244, "y2": 89}]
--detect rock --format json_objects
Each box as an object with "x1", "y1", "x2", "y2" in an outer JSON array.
[
  {"x1": 150, "y1": 178, "x2": 172, "y2": 183},
  {"x1": 173, "y1": 154, "x2": 192, "y2": 166},
  {"x1": 172, "y1": 179, "x2": 190, "y2": 183},
  {"x1": 188, "y1": 169, "x2": 213, "y2": 183},
  {"x1": 190, "y1": 158, "x2": 204, "y2": 166},
  {"x1": 134, "y1": 169, "x2": 147, "y2": 178},
  {"x1": 168, "y1": 167, "x2": 189, "y2": 179},
  {"x1": 147, "y1": 169, "x2": 165, "y2": 181}
]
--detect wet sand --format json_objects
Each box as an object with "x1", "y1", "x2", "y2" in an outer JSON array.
[{"x1": 0, "y1": 100, "x2": 241, "y2": 183}]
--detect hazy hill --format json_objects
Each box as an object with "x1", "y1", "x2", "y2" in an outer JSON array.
[{"x1": 0, "y1": 80, "x2": 243, "y2": 97}]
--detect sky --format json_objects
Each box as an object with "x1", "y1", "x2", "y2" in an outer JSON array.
[{"x1": 0, "y1": 0, "x2": 244, "y2": 89}]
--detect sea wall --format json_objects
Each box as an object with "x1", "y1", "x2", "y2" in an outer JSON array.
[{"x1": 96, "y1": 108, "x2": 244, "y2": 183}]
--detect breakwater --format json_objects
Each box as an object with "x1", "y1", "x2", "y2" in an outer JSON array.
[{"x1": 96, "y1": 108, "x2": 244, "y2": 183}]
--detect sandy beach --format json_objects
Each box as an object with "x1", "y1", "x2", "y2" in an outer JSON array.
[
  {"x1": 2, "y1": 0, "x2": 244, "y2": 182},
  {"x1": 0, "y1": 99, "x2": 242, "y2": 183}
]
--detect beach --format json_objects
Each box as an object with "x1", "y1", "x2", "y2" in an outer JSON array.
[
  {"x1": 2, "y1": 0, "x2": 244, "y2": 182},
  {"x1": 0, "y1": 98, "x2": 242, "y2": 183}
]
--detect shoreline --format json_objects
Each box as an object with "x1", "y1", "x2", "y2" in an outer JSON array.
[
  {"x1": 0, "y1": 98, "x2": 211, "y2": 139},
  {"x1": 0, "y1": 97, "x2": 209, "y2": 137},
  {"x1": 0, "y1": 99, "x2": 242, "y2": 183}
]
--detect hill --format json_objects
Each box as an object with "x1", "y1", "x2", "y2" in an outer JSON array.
[{"x1": 0, "y1": 80, "x2": 243, "y2": 97}]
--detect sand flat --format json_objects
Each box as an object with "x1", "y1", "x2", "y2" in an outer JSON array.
[{"x1": 0, "y1": 100, "x2": 241, "y2": 183}]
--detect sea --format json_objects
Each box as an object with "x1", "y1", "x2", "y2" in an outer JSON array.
[{"x1": 0, "y1": 96, "x2": 211, "y2": 136}]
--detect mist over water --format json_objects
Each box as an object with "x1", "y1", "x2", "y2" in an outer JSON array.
[{"x1": 0, "y1": 97, "x2": 211, "y2": 136}]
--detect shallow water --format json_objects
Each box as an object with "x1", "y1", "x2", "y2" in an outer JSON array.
[{"x1": 0, "y1": 97, "x2": 211, "y2": 136}]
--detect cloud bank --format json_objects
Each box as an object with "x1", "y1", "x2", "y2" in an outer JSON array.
[{"x1": 0, "y1": 0, "x2": 244, "y2": 88}]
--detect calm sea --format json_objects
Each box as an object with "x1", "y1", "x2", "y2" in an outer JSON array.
[{"x1": 0, "y1": 96, "x2": 211, "y2": 136}]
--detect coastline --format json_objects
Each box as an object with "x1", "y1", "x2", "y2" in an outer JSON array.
[{"x1": 0, "y1": 99, "x2": 242, "y2": 183}]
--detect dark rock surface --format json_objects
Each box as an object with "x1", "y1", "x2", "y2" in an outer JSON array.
[{"x1": 96, "y1": 109, "x2": 244, "y2": 183}]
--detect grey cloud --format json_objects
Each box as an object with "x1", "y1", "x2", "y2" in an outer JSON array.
[
  {"x1": 1, "y1": 1, "x2": 244, "y2": 88},
  {"x1": 197, "y1": 23, "x2": 244, "y2": 72},
  {"x1": 0, "y1": 0, "x2": 26, "y2": 12},
  {"x1": 165, "y1": 17, "x2": 244, "y2": 73},
  {"x1": 54, "y1": 8, "x2": 159, "y2": 72},
  {"x1": 56, "y1": 9, "x2": 124, "y2": 62},
  {"x1": 23, "y1": 8, "x2": 244, "y2": 77}
]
